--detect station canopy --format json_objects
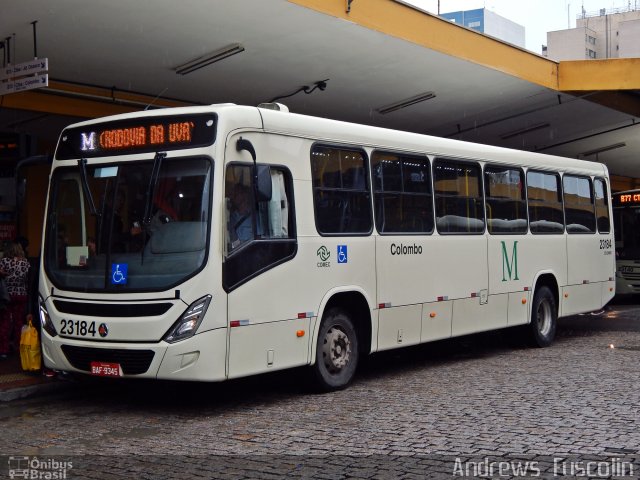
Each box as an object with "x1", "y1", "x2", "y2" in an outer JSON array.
[{"x1": 1, "y1": 0, "x2": 639, "y2": 178}]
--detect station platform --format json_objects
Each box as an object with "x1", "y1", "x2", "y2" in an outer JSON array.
[{"x1": 0, "y1": 353, "x2": 68, "y2": 402}]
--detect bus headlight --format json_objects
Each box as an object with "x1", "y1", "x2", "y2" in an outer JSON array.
[
  {"x1": 163, "y1": 295, "x2": 212, "y2": 343},
  {"x1": 39, "y1": 299, "x2": 58, "y2": 337}
]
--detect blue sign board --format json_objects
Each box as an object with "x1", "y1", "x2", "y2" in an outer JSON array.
[
  {"x1": 337, "y1": 245, "x2": 348, "y2": 264},
  {"x1": 111, "y1": 263, "x2": 128, "y2": 285}
]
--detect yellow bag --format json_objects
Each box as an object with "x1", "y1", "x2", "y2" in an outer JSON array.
[{"x1": 20, "y1": 315, "x2": 42, "y2": 371}]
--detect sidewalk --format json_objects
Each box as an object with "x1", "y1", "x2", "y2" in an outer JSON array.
[{"x1": 0, "y1": 353, "x2": 69, "y2": 402}]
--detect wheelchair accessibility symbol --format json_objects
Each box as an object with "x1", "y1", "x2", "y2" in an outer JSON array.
[
  {"x1": 337, "y1": 245, "x2": 348, "y2": 264},
  {"x1": 111, "y1": 263, "x2": 128, "y2": 285}
]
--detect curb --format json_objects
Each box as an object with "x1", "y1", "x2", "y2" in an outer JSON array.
[{"x1": 0, "y1": 380, "x2": 72, "y2": 402}]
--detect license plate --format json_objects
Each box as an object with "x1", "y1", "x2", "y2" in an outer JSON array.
[{"x1": 90, "y1": 362, "x2": 123, "y2": 377}]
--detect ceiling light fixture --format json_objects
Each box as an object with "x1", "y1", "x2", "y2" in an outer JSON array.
[
  {"x1": 578, "y1": 142, "x2": 626, "y2": 157},
  {"x1": 499, "y1": 122, "x2": 550, "y2": 140},
  {"x1": 376, "y1": 91, "x2": 436, "y2": 115},
  {"x1": 174, "y1": 43, "x2": 244, "y2": 75}
]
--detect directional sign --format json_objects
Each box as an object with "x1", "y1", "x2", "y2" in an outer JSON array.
[
  {"x1": 0, "y1": 74, "x2": 49, "y2": 95},
  {"x1": 0, "y1": 58, "x2": 48, "y2": 81}
]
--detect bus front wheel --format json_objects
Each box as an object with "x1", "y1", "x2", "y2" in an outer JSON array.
[
  {"x1": 312, "y1": 308, "x2": 359, "y2": 391},
  {"x1": 529, "y1": 286, "x2": 557, "y2": 347}
]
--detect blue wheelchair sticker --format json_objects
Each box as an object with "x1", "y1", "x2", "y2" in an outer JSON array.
[
  {"x1": 111, "y1": 263, "x2": 128, "y2": 285},
  {"x1": 337, "y1": 245, "x2": 348, "y2": 264}
]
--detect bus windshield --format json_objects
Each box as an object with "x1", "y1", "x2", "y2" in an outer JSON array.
[
  {"x1": 614, "y1": 206, "x2": 640, "y2": 260},
  {"x1": 44, "y1": 156, "x2": 212, "y2": 292}
]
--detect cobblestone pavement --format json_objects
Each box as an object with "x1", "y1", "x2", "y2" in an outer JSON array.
[{"x1": 0, "y1": 302, "x2": 639, "y2": 479}]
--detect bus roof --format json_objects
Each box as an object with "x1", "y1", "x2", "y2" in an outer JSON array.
[{"x1": 57, "y1": 103, "x2": 608, "y2": 177}]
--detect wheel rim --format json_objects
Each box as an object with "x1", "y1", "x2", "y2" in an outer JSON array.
[
  {"x1": 537, "y1": 298, "x2": 552, "y2": 337},
  {"x1": 322, "y1": 325, "x2": 352, "y2": 374}
]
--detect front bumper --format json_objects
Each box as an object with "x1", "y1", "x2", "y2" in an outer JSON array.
[{"x1": 41, "y1": 327, "x2": 228, "y2": 381}]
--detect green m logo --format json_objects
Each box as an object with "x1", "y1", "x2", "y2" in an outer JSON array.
[{"x1": 501, "y1": 240, "x2": 519, "y2": 281}]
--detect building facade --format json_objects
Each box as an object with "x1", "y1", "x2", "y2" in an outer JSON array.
[
  {"x1": 545, "y1": 6, "x2": 640, "y2": 60},
  {"x1": 440, "y1": 8, "x2": 525, "y2": 48}
]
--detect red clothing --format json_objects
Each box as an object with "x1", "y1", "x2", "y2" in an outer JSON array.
[{"x1": 0, "y1": 296, "x2": 27, "y2": 355}]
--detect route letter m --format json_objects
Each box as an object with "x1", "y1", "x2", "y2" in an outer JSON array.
[{"x1": 501, "y1": 240, "x2": 519, "y2": 281}]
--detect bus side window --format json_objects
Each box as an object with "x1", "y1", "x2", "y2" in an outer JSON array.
[
  {"x1": 594, "y1": 178, "x2": 611, "y2": 233},
  {"x1": 434, "y1": 158, "x2": 485, "y2": 234},
  {"x1": 371, "y1": 151, "x2": 433, "y2": 234},
  {"x1": 225, "y1": 166, "x2": 256, "y2": 250},
  {"x1": 484, "y1": 166, "x2": 527, "y2": 234},
  {"x1": 527, "y1": 171, "x2": 564, "y2": 234},
  {"x1": 563, "y1": 175, "x2": 596, "y2": 233},
  {"x1": 311, "y1": 145, "x2": 372, "y2": 235},
  {"x1": 265, "y1": 169, "x2": 289, "y2": 238},
  {"x1": 222, "y1": 163, "x2": 297, "y2": 291},
  {"x1": 225, "y1": 165, "x2": 294, "y2": 250}
]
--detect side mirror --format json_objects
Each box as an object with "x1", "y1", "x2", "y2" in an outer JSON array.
[
  {"x1": 236, "y1": 137, "x2": 256, "y2": 161},
  {"x1": 236, "y1": 136, "x2": 271, "y2": 201}
]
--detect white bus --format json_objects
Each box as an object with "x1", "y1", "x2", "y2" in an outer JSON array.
[
  {"x1": 612, "y1": 189, "x2": 640, "y2": 294},
  {"x1": 39, "y1": 103, "x2": 615, "y2": 390}
]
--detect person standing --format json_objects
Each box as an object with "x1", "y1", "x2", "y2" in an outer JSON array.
[{"x1": 0, "y1": 242, "x2": 30, "y2": 359}]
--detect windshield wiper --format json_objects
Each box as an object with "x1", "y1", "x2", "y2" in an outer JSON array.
[
  {"x1": 78, "y1": 158, "x2": 99, "y2": 217},
  {"x1": 143, "y1": 152, "x2": 167, "y2": 226}
]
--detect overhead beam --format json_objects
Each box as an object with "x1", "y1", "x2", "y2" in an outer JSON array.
[
  {"x1": 1, "y1": 80, "x2": 193, "y2": 119},
  {"x1": 564, "y1": 90, "x2": 640, "y2": 117},
  {"x1": 289, "y1": 0, "x2": 559, "y2": 89},
  {"x1": 289, "y1": 0, "x2": 640, "y2": 96},
  {"x1": 558, "y1": 59, "x2": 640, "y2": 91}
]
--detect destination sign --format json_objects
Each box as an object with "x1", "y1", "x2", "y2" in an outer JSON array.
[
  {"x1": 614, "y1": 192, "x2": 640, "y2": 207},
  {"x1": 0, "y1": 74, "x2": 48, "y2": 95},
  {"x1": 56, "y1": 113, "x2": 217, "y2": 159},
  {"x1": 0, "y1": 58, "x2": 48, "y2": 80}
]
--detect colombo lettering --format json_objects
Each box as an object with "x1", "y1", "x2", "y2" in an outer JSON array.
[{"x1": 390, "y1": 243, "x2": 423, "y2": 255}]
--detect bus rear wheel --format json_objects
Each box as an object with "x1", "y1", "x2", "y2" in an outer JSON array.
[
  {"x1": 529, "y1": 285, "x2": 557, "y2": 347},
  {"x1": 312, "y1": 308, "x2": 359, "y2": 391}
]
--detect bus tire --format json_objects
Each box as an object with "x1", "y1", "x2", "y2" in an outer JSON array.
[
  {"x1": 529, "y1": 286, "x2": 557, "y2": 347},
  {"x1": 312, "y1": 307, "x2": 359, "y2": 391}
]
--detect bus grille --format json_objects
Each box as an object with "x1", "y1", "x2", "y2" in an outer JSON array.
[
  {"x1": 61, "y1": 346, "x2": 155, "y2": 375},
  {"x1": 621, "y1": 272, "x2": 640, "y2": 282}
]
